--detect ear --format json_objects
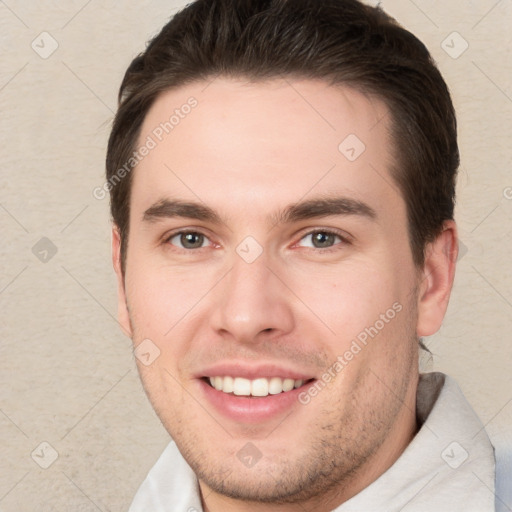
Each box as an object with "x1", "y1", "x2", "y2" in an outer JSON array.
[
  {"x1": 112, "y1": 225, "x2": 133, "y2": 338},
  {"x1": 416, "y1": 220, "x2": 458, "y2": 337}
]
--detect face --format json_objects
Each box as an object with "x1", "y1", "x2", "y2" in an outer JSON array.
[{"x1": 113, "y1": 78, "x2": 452, "y2": 510}]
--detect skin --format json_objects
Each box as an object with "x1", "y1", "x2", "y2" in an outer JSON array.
[{"x1": 112, "y1": 78, "x2": 458, "y2": 511}]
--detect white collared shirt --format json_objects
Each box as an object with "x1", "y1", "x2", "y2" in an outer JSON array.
[{"x1": 128, "y1": 372, "x2": 496, "y2": 511}]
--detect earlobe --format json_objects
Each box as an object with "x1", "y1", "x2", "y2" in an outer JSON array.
[
  {"x1": 416, "y1": 220, "x2": 458, "y2": 337},
  {"x1": 112, "y1": 225, "x2": 133, "y2": 338}
]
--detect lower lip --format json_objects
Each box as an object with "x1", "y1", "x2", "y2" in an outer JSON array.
[{"x1": 198, "y1": 379, "x2": 314, "y2": 423}]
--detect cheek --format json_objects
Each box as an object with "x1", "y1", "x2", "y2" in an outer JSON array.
[
  {"x1": 124, "y1": 257, "x2": 215, "y2": 336},
  {"x1": 287, "y1": 259, "x2": 405, "y2": 342}
]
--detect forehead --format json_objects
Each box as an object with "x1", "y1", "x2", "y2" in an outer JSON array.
[{"x1": 130, "y1": 77, "x2": 402, "y2": 223}]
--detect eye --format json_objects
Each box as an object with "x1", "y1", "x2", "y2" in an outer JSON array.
[
  {"x1": 166, "y1": 231, "x2": 210, "y2": 250},
  {"x1": 296, "y1": 230, "x2": 347, "y2": 250}
]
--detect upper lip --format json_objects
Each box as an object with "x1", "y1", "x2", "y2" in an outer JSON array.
[{"x1": 196, "y1": 362, "x2": 316, "y2": 381}]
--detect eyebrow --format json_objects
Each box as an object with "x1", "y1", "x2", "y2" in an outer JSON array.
[
  {"x1": 142, "y1": 196, "x2": 377, "y2": 226},
  {"x1": 272, "y1": 196, "x2": 377, "y2": 224},
  {"x1": 143, "y1": 199, "x2": 222, "y2": 224}
]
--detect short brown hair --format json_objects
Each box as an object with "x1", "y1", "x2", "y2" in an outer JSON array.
[{"x1": 106, "y1": 0, "x2": 459, "y2": 273}]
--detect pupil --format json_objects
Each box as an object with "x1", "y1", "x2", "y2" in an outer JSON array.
[
  {"x1": 314, "y1": 232, "x2": 333, "y2": 248},
  {"x1": 182, "y1": 233, "x2": 203, "y2": 248}
]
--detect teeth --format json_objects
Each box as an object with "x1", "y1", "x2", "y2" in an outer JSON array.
[
  {"x1": 223, "y1": 375, "x2": 234, "y2": 393},
  {"x1": 251, "y1": 378, "x2": 268, "y2": 397},
  {"x1": 282, "y1": 378, "x2": 295, "y2": 392},
  {"x1": 233, "y1": 377, "x2": 251, "y2": 396},
  {"x1": 207, "y1": 376, "x2": 307, "y2": 397},
  {"x1": 268, "y1": 377, "x2": 283, "y2": 395}
]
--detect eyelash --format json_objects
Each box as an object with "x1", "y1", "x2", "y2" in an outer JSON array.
[
  {"x1": 163, "y1": 228, "x2": 351, "y2": 254},
  {"x1": 163, "y1": 230, "x2": 214, "y2": 252},
  {"x1": 294, "y1": 229, "x2": 351, "y2": 253}
]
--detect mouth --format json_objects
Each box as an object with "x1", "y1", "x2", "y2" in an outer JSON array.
[
  {"x1": 196, "y1": 364, "x2": 318, "y2": 422},
  {"x1": 202, "y1": 376, "x2": 316, "y2": 397}
]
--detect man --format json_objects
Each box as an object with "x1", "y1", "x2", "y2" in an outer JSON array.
[{"x1": 106, "y1": 0, "x2": 496, "y2": 510}]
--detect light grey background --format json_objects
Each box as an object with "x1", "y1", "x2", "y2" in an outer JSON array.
[{"x1": 0, "y1": 1, "x2": 511, "y2": 510}]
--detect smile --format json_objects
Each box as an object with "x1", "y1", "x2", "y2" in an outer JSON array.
[{"x1": 206, "y1": 376, "x2": 313, "y2": 397}]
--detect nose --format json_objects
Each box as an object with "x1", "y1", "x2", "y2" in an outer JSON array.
[{"x1": 210, "y1": 252, "x2": 295, "y2": 344}]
